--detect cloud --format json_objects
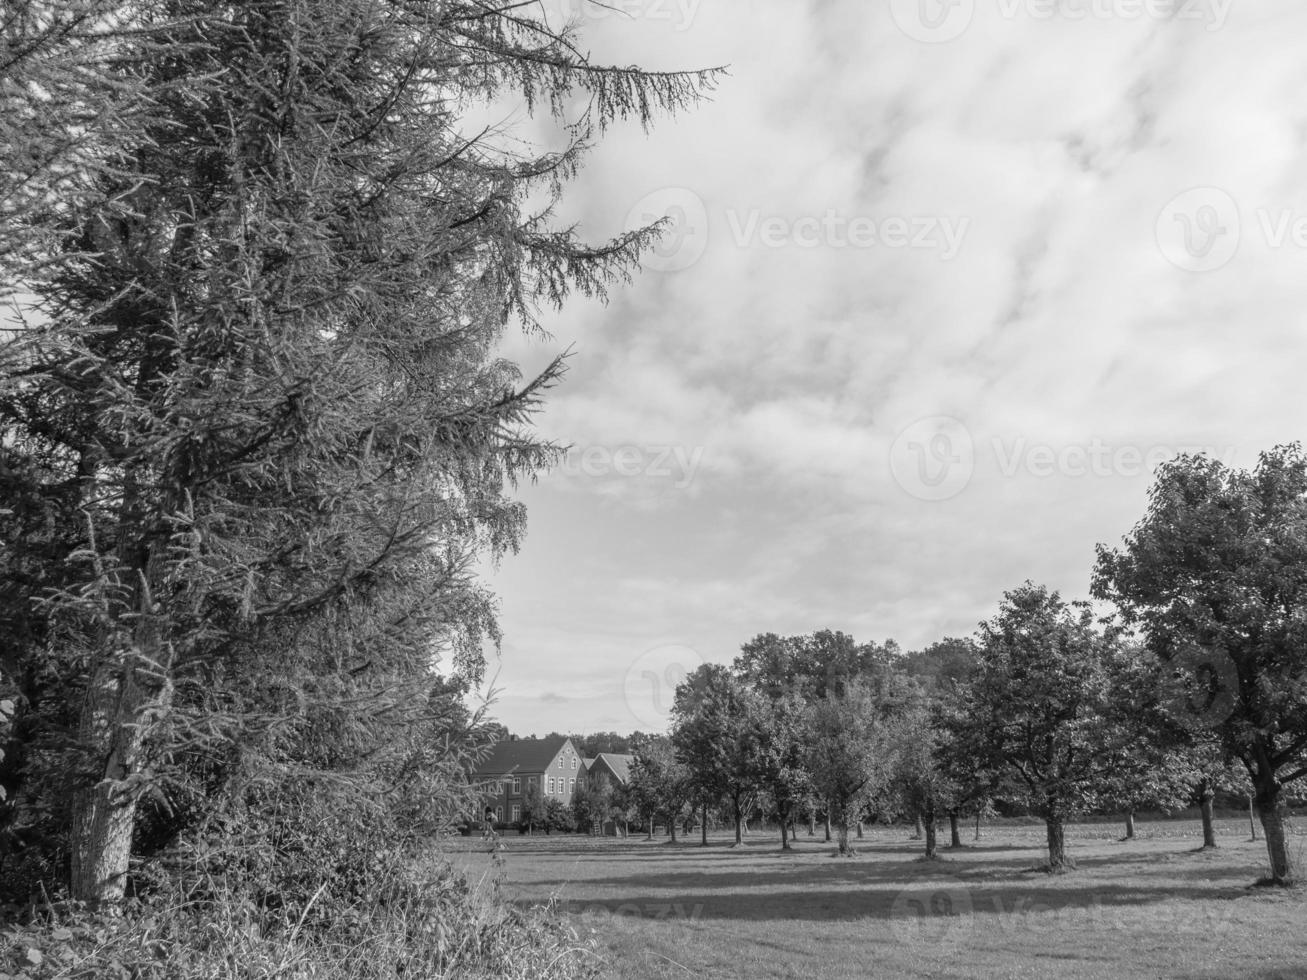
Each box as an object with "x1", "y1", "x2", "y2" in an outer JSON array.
[{"x1": 484, "y1": 0, "x2": 1307, "y2": 736}]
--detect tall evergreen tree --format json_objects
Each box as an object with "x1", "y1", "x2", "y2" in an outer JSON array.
[{"x1": 0, "y1": 0, "x2": 719, "y2": 904}]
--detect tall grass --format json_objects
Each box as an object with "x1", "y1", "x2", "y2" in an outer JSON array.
[{"x1": 1, "y1": 851, "x2": 602, "y2": 979}]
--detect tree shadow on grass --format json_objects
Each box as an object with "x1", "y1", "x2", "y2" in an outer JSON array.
[
  {"x1": 518, "y1": 846, "x2": 1248, "y2": 895},
  {"x1": 512, "y1": 878, "x2": 1253, "y2": 923}
]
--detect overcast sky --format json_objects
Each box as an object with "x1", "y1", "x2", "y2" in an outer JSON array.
[{"x1": 478, "y1": 0, "x2": 1307, "y2": 737}]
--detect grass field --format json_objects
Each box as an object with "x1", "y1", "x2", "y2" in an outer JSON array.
[{"x1": 443, "y1": 818, "x2": 1307, "y2": 980}]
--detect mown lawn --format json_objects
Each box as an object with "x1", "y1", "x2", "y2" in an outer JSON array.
[{"x1": 443, "y1": 818, "x2": 1307, "y2": 980}]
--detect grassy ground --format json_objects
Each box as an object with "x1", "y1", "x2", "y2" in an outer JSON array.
[{"x1": 442, "y1": 818, "x2": 1307, "y2": 980}]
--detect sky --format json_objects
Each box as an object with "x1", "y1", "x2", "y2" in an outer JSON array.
[{"x1": 476, "y1": 0, "x2": 1307, "y2": 737}]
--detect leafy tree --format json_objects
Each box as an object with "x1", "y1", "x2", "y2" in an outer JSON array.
[
  {"x1": 735, "y1": 633, "x2": 808, "y2": 699},
  {"x1": 1093, "y1": 640, "x2": 1195, "y2": 840},
  {"x1": 520, "y1": 784, "x2": 548, "y2": 835},
  {"x1": 626, "y1": 735, "x2": 690, "y2": 842},
  {"x1": 0, "y1": 0, "x2": 719, "y2": 906},
  {"x1": 1184, "y1": 744, "x2": 1248, "y2": 850},
  {"x1": 570, "y1": 778, "x2": 612, "y2": 836},
  {"x1": 806, "y1": 681, "x2": 896, "y2": 856},
  {"x1": 556, "y1": 732, "x2": 642, "y2": 758},
  {"x1": 955, "y1": 583, "x2": 1125, "y2": 872},
  {"x1": 898, "y1": 637, "x2": 978, "y2": 692},
  {"x1": 889, "y1": 691, "x2": 960, "y2": 859},
  {"x1": 1094, "y1": 447, "x2": 1307, "y2": 885},
  {"x1": 543, "y1": 798, "x2": 574, "y2": 834},
  {"x1": 671, "y1": 663, "x2": 761, "y2": 847},
  {"x1": 933, "y1": 688, "x2": 1001, "y2": 849},
  {"x1": 751, "y1": 689, "x2": 812, "y2": 850}
]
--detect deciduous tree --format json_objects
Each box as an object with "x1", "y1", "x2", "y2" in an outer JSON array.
[
  {"x1": 1095, "y1": 447, "x2": 1307, "y2": 885},
  {"x1": 954, "y1": 583, "x2": 1124, "y2": 872},
  {"x1": 671, "y1": 664, "x2": 761, "y2": 847},
  {"x1": 806, "y1": 681, "x2": 895, "y2": 857}
]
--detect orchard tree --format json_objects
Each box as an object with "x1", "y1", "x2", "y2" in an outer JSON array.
[
  {"x1": 521, "y1": 784, "x2": 547, "y2": 835},
  {"x1": 956, "y1": 583, "x2": 1124, "y2": 872},
  {"x1": 1095, "y1": 447, "x2": 1307, "y2": 885},
  {"x1": 1184, "y1": 744, "x2": 1248, "y2": 850},
  {"x1": 751, "y1": 689, "x2": 812, "y2": 850},
  {"x1": 1094, "y1": 639, "x2": 1195, "y2": 841},
  {"x1": 934, "y1": 690, "x2": 1000, "y2": 849},
  {"x1": 890, "y1": 695, "x2": 959, "y2": 859},
  {"x1": 626, "y1": 735, "x2": 691, "y2": 842},
  {"x1": 0, "y1": 0, "x2": 719, "y2": 905},
  {"x1": 570, "y1": 779, "x2": 612, "y2": 837},
  {"x1": 671, "y1": 664, "x2": 761, "y2": 847},
  {"x1": 807, "y1": 681, "x2": 895, "y2": 856}
]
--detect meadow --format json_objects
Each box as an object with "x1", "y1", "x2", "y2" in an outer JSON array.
[{"x1": 443, "y1": 818, "x2": 1307, "y2": 980}]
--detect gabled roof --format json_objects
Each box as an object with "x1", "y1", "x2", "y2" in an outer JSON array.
[
  {"x1": 592, "y1": 753, "x2": 633, "y2": 784},
  {"x1": 474, "y1": 735, "x2": 570, "y2": 776},
  {"x1": 580, "y1": 757, "x2": 595, "y2": 771}
]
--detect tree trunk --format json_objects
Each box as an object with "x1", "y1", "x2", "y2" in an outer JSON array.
[
  {"x1": 807, "y1": 810, "x2": 815, "y2": 836},
  {"x1": 1256, "y1": 786, "x2": 1296, "y2": 885},
  {"x1": 1249, "y1": 793, "x2": 1258, "y2": 842},
  {"x1": 924, "y1": 815, "x2": 938, "y2": 859},
  {"x1": 779, "y1": 805, "x2": 790, "y2": 850},
  {"x1": 646, "y1": 816, "x2": 654, "y2": 841},
  {"x1": 1045, "y1": 814, "x2": 1070, "y2": 873},
  {"x1": 70, "y1": 555, "x2": 169, "y2": 906},
  {"x1": 911, "y1": 811, "x2": 923, "y2": 840},
  {"x1": 701, "y1": 803, "x2": 708, "y2": 846},
  {"x1": 855, "y1": 820, "x2": 863, "y2": 839},
  {"x1": 733, "y1": 799, "x2": 743, "y2": 846},
  {"x1": 670, "y1": 814, "x2": 678, "y2": 844},
  {"x1": 1123, "y1": 811, "x2": 1136, "y2": 840},
  {"x1": 1199, "y1": 783, "x2": 1217, "y2": 849},
  {"x1": 824, "y1": 810, "x2": 831, "y2": 842},
  {"x1": 69, "y1": 716, "x2": 140, "y2": 907},
  {"x1": 837, "y1": 819, "x2": 852, "y2": 856},
  {"x1": 949, "y1": 811, "x2": 961, "y2": 848},
  {"x1": 974, "y1": 810, "x2": 982, "y2": 841}
]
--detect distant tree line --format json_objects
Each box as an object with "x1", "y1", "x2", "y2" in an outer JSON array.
[{"x1": 617, "y1": 448, "x2": 1307, "y2": 886}]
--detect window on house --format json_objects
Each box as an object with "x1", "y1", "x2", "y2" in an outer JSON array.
[
  {"x1": 511, "y1": 777, "x2": 520, "y2": 794},
  {"x1": 558, "y1": 757, "x2": 564, "y2": 769},
  {"x1": 568, "y1": 778, "x2": 575, "y2": 795},
  {"x1": 511, "y1": 804, "x2": 520, "y2": 822},
  {"x1": 571, "y1": 756, "x2": 577, "y2": 769},
  {"x1": 495, "y1": 807, "x2": 503, "y2": 823},
  {"x1": 548, "y1": 777, "x2": 555, "y2": 794}
]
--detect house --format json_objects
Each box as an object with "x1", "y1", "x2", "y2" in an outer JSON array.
[
  {"x1": 586, "y1": 752, "x2": 633, "y2": 790},
  {"x1": 583, "y1": 752, "x2": 635, "y2": 837},
  {"x1": 473, "y1": 735, "x2": 585, "y2": 826}
]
